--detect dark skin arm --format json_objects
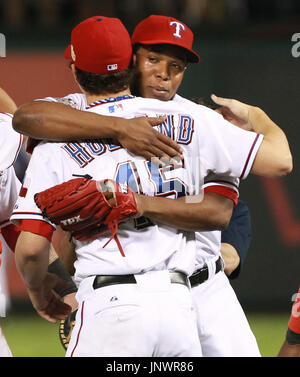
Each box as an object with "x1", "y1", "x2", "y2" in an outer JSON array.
[
  {"x1": 58, "y1": 231, "x2": 76, "y2": 276},
  {"x1": 134, "y1": 192, "x2": 233, "y2": 231},
  {"x1": 278, "y1": 340, "x2": 300, "y2": 357},
  {"x1": 12, "y1": 101, "x2": 183, "y2": 162}
]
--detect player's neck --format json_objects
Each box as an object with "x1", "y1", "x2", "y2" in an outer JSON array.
[{"x1": 85, "y1": 89, "x2": 132, "y2": 106}]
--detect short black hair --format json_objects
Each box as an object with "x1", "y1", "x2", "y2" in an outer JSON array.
[
  {"x1": 74, "y1": 66, "x2": 136, "y2": 96},
  {"x1": 190, "y1": 97, "x2": 219, "y2": 110},
  {"x1": 133, "y1": 43, "x2": 188, "y2": 65}
]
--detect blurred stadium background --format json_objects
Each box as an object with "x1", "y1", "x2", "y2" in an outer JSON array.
[{"x1": 0, "y1": 0, "x2": 300, "y2": 357}]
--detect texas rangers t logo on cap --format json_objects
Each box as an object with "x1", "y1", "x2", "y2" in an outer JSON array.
[{"x1": 170, "y1": 21, "x2": 185, "y2": 39}]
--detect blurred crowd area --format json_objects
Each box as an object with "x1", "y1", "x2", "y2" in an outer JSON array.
[{"x1": 1, "y1": 0, "x2": 300, "y2": 38}]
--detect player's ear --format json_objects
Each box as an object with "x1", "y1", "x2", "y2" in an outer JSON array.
[
  {"x1": 70, "y1": 64, "x2": 77, "y2": 82},
  {"x1": 132, "y1": 53, "x2": 137, "y2": 66}
]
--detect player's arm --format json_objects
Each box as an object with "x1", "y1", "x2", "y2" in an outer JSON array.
[
  {"x1": 212, "y1": 94, "x2": 293, "y2": 177},
  {"x1": 135, "y1": 192, "x2": 233, "y2": 231},
  {"x1": 48, "y1": 243, "x2": 78, "y2": 310},
  {"x1": 278, "y1": 287, "x2": 300, "y2": 357},
  {"x1": 15, "y1": 230, "x2": 71, "y2": 323},
  {"x1": 57, "y1": 231, "x2": 76, "y2": 276},
  {"x1": 220, "y1": 199, "x2": 252, "y2": 278},
  {"x1": 12, "y1": 101, "x2": 182, "y2": 161},
  {"x1": 0, "y1": 87, "x2": 17, "y2": 114},
  {"x1": 278, "y1": 340, "x2": 300, "y2": 357},
  {"x1": 220, "y1": 244, "x2": 240, "y2": 277},
  {"x1": 2, "y1": 221, "x2": 78, "y2": 310},
  {"x1": 2, "y1": 221, "x2": 78, "y2": 308}
]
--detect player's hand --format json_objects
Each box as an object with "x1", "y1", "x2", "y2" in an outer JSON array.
[
  {"x1": 117, "y1": 116, "x2": 183, "y2": 164},
  {"x1": 63, "y1": 292, "x2": 78, "y2": 313},
  {"x1": 211, "y1": 94, "x2": 253, "y2": 131},
  {"x1": 27, "y1": 273, "x2": 72, "y2": 324},
  {"x1": 220, "y1": 243, "x2": 241, "y2": 276}
]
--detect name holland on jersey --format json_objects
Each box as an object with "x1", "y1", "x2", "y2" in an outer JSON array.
[{"x1": 61, "y1": 114, "x2": 194, "y2": 167}]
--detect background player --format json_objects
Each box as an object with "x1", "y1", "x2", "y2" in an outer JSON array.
[
  {"x1": 0, "y1": 87, "x2": 22, "y2": 356},
  {"x1": 0, "y1": 86, "x2": 78, "y2": 354},
  {"x1": 278, "y1": 286, "x2": 300, "y2": 357},
  {"x1": 190, "y1": 97, "x2": 252, "y2": 278}
]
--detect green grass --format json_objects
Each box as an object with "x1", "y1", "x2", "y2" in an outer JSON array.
[
  {"x1": 1, "y1": 311, "x2": 65, "y2": 357},
  {"x1": 246, "y1": 312, "x2": 290, "y2": 357},
  {"x1": 0, "y1": 309, "x2": 290, "y2": 357}
]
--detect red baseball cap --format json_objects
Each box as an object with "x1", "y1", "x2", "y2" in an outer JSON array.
[
  {"x1": 64, "y1": 16, "x2": 132, "y2": 74},
  {"x1": 131, "y1": 15, "x2": 200, "y2": 63}
]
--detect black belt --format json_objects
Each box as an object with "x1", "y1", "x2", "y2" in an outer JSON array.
[
  {"x1": 189, "y1": 257, "x2": 223, "y2": 288},
  {"x1": 93, "y1": 271, "x2": 189, "y2": 290}
]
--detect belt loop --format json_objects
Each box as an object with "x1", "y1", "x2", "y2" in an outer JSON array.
[
  {"x1": 205, "y1": 259, "x2": 214, "y2": 280},
  {"x1": 189, "y1": 256, "x2": 223, "y2": 288}
]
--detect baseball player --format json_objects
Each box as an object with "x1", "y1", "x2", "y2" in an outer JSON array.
[
  {"x1": 12, "y1": 15, "x2": 292, "y2": 356},
  {"x1": 278, "y1": 286, "x2": 300, "y2": 357},
  {"x1": 0, "y1": 86, "x2": 78, "y2": 355},
  {"x1": 0, "y1": 90, "x2": 22, "y2": 357},
  {"x1": 11, "y1": 15, "x2": 291, "y2": 357},
  {"x1": 189, "y1": 97, "x2": 252, "y2": 278}
]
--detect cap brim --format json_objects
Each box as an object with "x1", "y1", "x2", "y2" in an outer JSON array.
[
  {"x1": 185, "y1": 50, "x2": 200, "y2": 64},
  {"x1": 64, "y1": 45, "x2": 72, "y2": 60},
  {"x1": 133, "y1": 39, "x2": 200, "y2": 63}
]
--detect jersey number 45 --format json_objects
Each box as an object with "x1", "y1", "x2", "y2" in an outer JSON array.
[{"x1": 115, "y1": 160, "x2": 188, "y2": 229}]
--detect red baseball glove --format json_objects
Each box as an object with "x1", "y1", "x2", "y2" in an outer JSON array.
[{"x1": 34, "y1": 176, "x2": 138, "y2": 256}]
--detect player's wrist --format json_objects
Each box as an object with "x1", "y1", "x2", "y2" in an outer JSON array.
[
  {"x1": 48, "y1": 258, "x2": 77, "y2": 298},
  {"x1": 110, "y1": 116, "x2": 127, "y2": 141},
  {"x1": 133, "y1": 194, "x2": 145, "y2": 217},
  {"x1": 248, "y1": 107, "x2": 270, "y2": 133}
]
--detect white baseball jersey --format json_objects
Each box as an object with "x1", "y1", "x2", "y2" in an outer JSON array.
[
  {"x1": 13, "y1": 95, "x2": 263, "y2": 286},
  {"x1": 0, "y1": 167, "x2": 21, "y2": 229},
  {"x1": 0, "y1": 113, "x2": 22, "y2": 228},
  {"x1": 36, "y1": 93, "x2": 87, "y2": 111},
  {"x1": 0, "y1": 114, "x2": 22, "y2": 320},
  {"x1": 0, "y1": 113, "x2": 23, "y2": 172},
  {"x1": 174, "y1": 94, "x2": 243, "y2": 269},
  {"x1": 36, "y1": 93, "x2": 260, "y2": 271},
  {"x1": 0, "y1": 165, "x2": 21, "y2": 319}
]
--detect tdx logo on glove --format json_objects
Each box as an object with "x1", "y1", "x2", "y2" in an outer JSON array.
[{"x1": 61, "y1": 215, "x2": 82, "y2": 226}]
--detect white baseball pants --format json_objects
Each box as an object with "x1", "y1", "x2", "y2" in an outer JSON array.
[
  {"x1": 192, "y1": 271, "x2": 261, "y2": 357},
  {"x1": 0, "y1": 328, "x2": 12, "y2": 357},
  {"x1": 66, "y1": 271, "x2": 202, "y2": 357}
]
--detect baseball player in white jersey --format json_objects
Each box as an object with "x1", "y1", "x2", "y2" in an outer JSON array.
[
  {"x1": 11, "y1": 16, "x2": 287, "y2": 357},
  {"x1": 12, "y1": 15, "x2": 292, "y2": 356},
  {"x1": 0, "y1": 110, "x2": 23, "y2": 357}
]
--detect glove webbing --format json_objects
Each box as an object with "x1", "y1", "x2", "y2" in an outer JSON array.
[
  {"x1": 101, "y1": 191, "x2": 137, "y2": 258},
  {"x1": 103, "y1": 220, "x2": 125, "y2": 257}
]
